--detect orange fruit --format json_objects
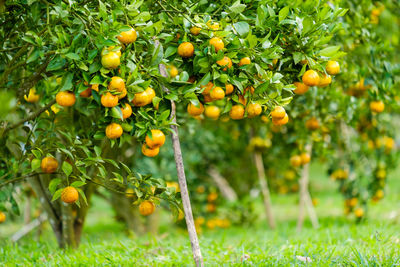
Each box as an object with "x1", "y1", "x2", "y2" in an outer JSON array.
[
  {"x1": 354, "y1": 207, "x2": 364, "y2": 218},
  {"x1": 145, "y1": 129, "x2": 166, "y2": 148},
  {"x1": 290, "y1": 155, "x2": 302, "y2": 167},
  {"x1": 326, "y1": 61, "x2": 340, "y2": 75},
  {"x1": 80, "y1": 86, "x2": 92, "y2": 98},
  {"x1": 305, "y1": 117, "x2": 320, "y2": 130},
  {"x1": 271, "y1": 106, "x2": 286, "y2": 120},
  {"x1": 204, "y1": 105, "x2": 220, "y2": 120},
  {"x1": 300, "y1": 153, "x2": 311, "y2": 165},
  {"x1": 101, "y1": 46, "x2": 121, "y2": 57},
  {"x1": 24, "y1": 88, "x2": 40, "y2": 103},
  {"x1": 169, "y1": 66, "x2": 179, "y2": 77},
  {"x1": 225, "y1": 84, "x2": 234, "y2": 95},
  {"x1": 247, "y1": 103, "x2": 262, "y2": 118},
  {"x1": 187, "y1": 102, "x2": 204, "y2": 116},
  {"x1": 318, "y1": 74, "x2": 332, "y2": 87},
  {"x1": 41, "y1": 156, "x2": 58, "y2": 173},
  {"x1": 142, "y1": 144, "x2": 159, "y2": 157},
  {"x1": 210, "y1": 86, "x2": 225, "y2": 100},
  {"x1": 239, "y1": 95, "x2": 247, "y2": 105},
  {"x1": 0, "y1": 211, "x2": 5, "y2": 223},
  {"x1": 132, "y1": 90, "x2": 149, "y2": 107},
  {"x1": 101, "y1": 92, "x2": 119, "y2": 107},
  {"x1": 91, "y1": 84, "x2": 99, "y2": 92},
  {"x1": 108, "y1": 76, "x2": 125, "y2": 92},
  {"x1": 56, "y1": 91, "x2": 76, "y2": 107},
  {"x1": 238, "y1": 57, "x2": 251, "y2": 66},
  {"x1": 61, "y1": 186, "x2": 79, "y2": 204},
  {"x1": 121, "y1": 103, "x2": 132, "y2": 119},
  {"x1": 302, "y1": 70, "x2": 320, "y2": 86},
  {"x1": 117, "y1": 28, "x2": 137, "y2": 44},
  {"x1": 293, "y1": 82, "x2": 309, "y2": 95},
  {"x1": 370, "y1": 100, "x2": 384, "y2": 113},
  {"x1": 207, "y1": 192, "x2": 218, "y2": 202},
  {"x1": 178, "y1": 42, "x2": 194, "y2": 58},
  {"x1": 201, "y1": 82, "x2": 214, "y2": 95},
  {"x1": 207, "y1": 21, "x2": 220, "y2": 31},
  {"x1": 106, "y1": 123, "x2": 123, "y2": 139},
  {"x1": 145, "y1": 87, "x2": 156, "y2": 104},
  {"x1": 101, "y1": 51, "x2": 121, "y2": 69},
  {"x1": 209, "y1": 37, "x2": 224, "y2": 52},
  {"x1": 190, "y1": 26, "x2": 201, "y2": 35},
  {"x1": 216, "y1": 56, "x2": 232, "y2": 71},
  {"x1": 272, "y1": 113, "x2": 289, "y2": 126},
  {"x1": 244, "y1": 86, "x2": 255, "y2": 94},
  {"x1": 229, "y1": 105, "x2": 245, "y2": 120},
  {"x1": 139, "y1": 200, "x2": 155, "y2": 216}
]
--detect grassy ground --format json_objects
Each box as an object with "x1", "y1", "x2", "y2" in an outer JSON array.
[{"x1": 1, "y1": 164, "x2": 400, "y2": 266}]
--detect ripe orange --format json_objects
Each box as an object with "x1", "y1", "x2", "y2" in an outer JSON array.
[
  {"x1": 101, "y1": 92, "x2": 119, "y2": 107},
  {"x1": 272, "y1": 113, "x2": 289, "y2": 126},
  {"x1": 205, "y1": 105, "x2": 220, "y2": 120},
  {"x1": 61, "y1": 186, "x2": 79, "y2": 204},
  {"x1": 132, "y1": 90, "x2": 149, "y2": 107},
  {"x1": 139, "y1": 200, "x2": 155, "y2": 216},
  {"x1": 108, "y1": 76, "x2": 125, "y2": 92},
  {"x1": 56, "y1": 91, "x2": 76, "y2": 107},
  {"x1": 290, "y1": 155, "x2": 302, "y2": 167},
  {"x1": 121, "y1": 103, "x2": 132, "y2": 119},
  {"x1": 210, "y1": 86, "x2": 225, "y2": 100},
  {"x1": 216, "y1": 56, "x2": 232, "y2": 71},
  {"x1": 293, "y1": 82, "x2": 309, "y2": 95},
  {"x1": 41, "y1": 156, "x2": 58, "y2": 173},
  {"x1": 302, "y1": 70, "x2": 320, "y2": 86},
  {"x1": 145, "y1": 129, "x2": 166, "y2": 149},
  {"x1": 101, "y1": 51, "x2": 121, "y2": 69},
  {"x1": 247, "y1": 103, "x2": 262, "y2": 118},
  {"x1": 203, "y1": 94, "x2": 213, "y2": 103},
  {"x1": 238, "y1": 57, "x2": 251, "y2": 66},
  {"x1": 229, "y1": 105, "x2": 245, "y2": 120},
  {"x1": 201, "y1": 82, "x2": 214, "y2": 95},
  {"x1": 305, "y1": 117, "x2": 320, "y2": 130},
  {"x1": 354, "y1": 207, "x2": 364, "y2": 218},
  {"x1": 145, "y1": 87, "x2": 156, "y2": 104},
  {"x1": 0, "y1": 211, "x2": 5, "y2": 223},
  {"x1": 91, "y1": 84, "x2": 99, "y2": 92},
  {"x1": 117, "y1": 28, "x2": 137, "y2": 44},
  {"x1": 80, "y1": 86, "x2": 92, "y2": 98},
  {"x1": 326, "y1": 60, "x2": 340, "y2": 75},
  {"x1": 207, "y1": 21, "x2": 220, "y2": 31},
  {"x1": 300, "y1": 153, "x2": 311, "y2": 165},
  {"x1": 106, "y1": 123, "x2": 123, "y2": 139},
  {"x1": 178, "y1": 42, "x2": 194, "y2": 58},
  {"x1": 142, "y1": 144, "x2": 159, "y2": 157},
  {"x1": 318, "y1": 74, "x2": 332, "y2": 87},
  {"x1": 187, "y1": 102, "x2": 204, "y2": 116},
  {"x1": 244, "y1": 86, "x2": 255, "y2": 94},
  {"x1": 370, "y1": 100, "x2": 384, "y2": 113},
  {"x1": 225, "y1": 84, "x2": 234, "y2": 95},
  {"x1": 169, "y1": 66, "x2": 179, "y2": 77},
  {"x1": 190, "y1": 26, "x2": 201, "y2": 36},
  {"x1": 271, "y1": 106, "x2": 286, "y2": 120},
  {"x1": 101, "y1": 46, "x2": 121, "y2": 57},
  {"x1": 209, "y1": 37, "x2": 224, "y2": 52},
  {"x1": 24, "y1": 88, "x2": 40, "y2": 103}
]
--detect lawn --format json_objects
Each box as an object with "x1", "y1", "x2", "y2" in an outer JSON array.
[{"x1": 1, "y1": 164, "x2": 400, "y2": 266}]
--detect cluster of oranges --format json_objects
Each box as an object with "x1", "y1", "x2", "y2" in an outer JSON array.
[
  {"x1": 40, "y1": 156, "x2": 79, "y2": 204},
  {"x1": 142, "y1": 129, "x2": 166, "y2": 157},
  {"x1": 289, "y1": 153, "x2": 311, "y2": 167}
]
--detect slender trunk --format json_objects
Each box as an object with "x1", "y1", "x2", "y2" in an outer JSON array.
[
  {"x1": 23, "y1": 196, "x2": 31, "y2": 224},
  {"x1": 305, "y1": 191, "x2": 319, "y2": 229},
  {"x1": 158, "y1": 60, "x2": 203, "y2": 267},
  {"x1": 60, "y1": 202, "x2": 76, "y2": 248},
  {"x1": 208, "y1": 166, "x2": 237, "y2": 202},
  {"x1": 254, "y1": 152, "x2": 276, "y2": 229}
]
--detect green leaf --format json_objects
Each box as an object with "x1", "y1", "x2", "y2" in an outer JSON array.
[
  {"x1": 49, "y1": 178, "x2": 61, "y2": 194},
  {"x1": 319, "y1": 46, "x2": 341, "y2": 57},
  {"x1": 111, "y1": 107, "x2": 123, "y2": 120},
  {"x1": 229, "y1": 1, "x2": 246, "y2": 14},
  {"x1": 279, "y1": 6, "x2": 290, "y2": 22},
  {"x1": 70, "y1": 181, "x2": 86, "y2": 188},
  {"x1": 62, "y1": 161, "x2": 73, "y2": 177},
  {"x1": 51, "y1": 188, "x2": 63, "y2": 201},
  {"x1": 46, "y1": 55, "x2": 66, "y2": 71},
  {"x1": 31, "y1": 159, "x2": 41, "y2": 171},
  {"x1": 233, "y1": 22, "x2": 250, "y2": 37},
  {"x1": 65, "y1": 53, "x2": 80, "y2": 60},
  {"x1": 60, "y1": 73, "x2": 74, "y2": 91}
]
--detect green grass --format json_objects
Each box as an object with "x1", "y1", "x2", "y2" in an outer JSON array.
[{"x1": 1, "y1": 164, "x2": 400, "y2": 266}]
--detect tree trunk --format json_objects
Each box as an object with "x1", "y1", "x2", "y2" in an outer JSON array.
[
  {"x1": 254, "y1": 152, "x2": 276, "y2": 229},
  {"x1": 208, "y1": 166, "x2": 237, "y2": 202},
  {"x1": 296, "y1": 143, "x2": 318, "y2": 232},
  {"x1": 158, "y1": 60, "x2": 203, "y2": 267}
]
